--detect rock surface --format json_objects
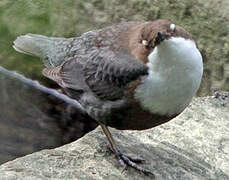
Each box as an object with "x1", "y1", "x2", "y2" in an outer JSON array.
[
  {"x1": 0, "y1": 92, "x2": 228, "y2": 180},
  {"x1": 0, "y1": 66, "x2": 97, "y2": 165}
]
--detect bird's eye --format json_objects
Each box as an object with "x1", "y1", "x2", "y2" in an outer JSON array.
[
  {"x1": 142, "y1": 40, "x2": 148, "y2": 46},
  {"x1": 142, "y1": 40, "x2": 154, "y2": 49},
  {"x1": 170, "y1": 24, "x2": 176, "y2": 31}
]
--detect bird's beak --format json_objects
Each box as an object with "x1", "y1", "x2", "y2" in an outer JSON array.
[{"x1": 155, "y1": 32, "x2": 168, "y2": 45}]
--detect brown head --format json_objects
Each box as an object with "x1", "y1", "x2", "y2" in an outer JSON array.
[{"x1": 125, "y1": 19, "x2": 193, "y2": 63}]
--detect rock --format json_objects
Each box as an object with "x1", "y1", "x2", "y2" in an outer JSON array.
[
  {"x1": 0, "y1": 0, "x2": 228, "y2": 95},
  {"x1": 0, "y1": 66, "x2": 97, "y2": 165},
  {"x1": 0, "y1": 92, "x2": 228, "y2": 180}
]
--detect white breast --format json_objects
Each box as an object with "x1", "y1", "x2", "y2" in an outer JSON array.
[{"x1": 135, "y1": 37, "x2": 203, "y2": 116}]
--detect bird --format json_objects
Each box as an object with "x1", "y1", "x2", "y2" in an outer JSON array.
[{"x1": 13, "y1": 19, "x2": 203, "y2": 176}]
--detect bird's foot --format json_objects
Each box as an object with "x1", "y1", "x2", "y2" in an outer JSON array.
[
  {"x1": 117, "y1": 152, "x2": 145, "y2": 164},
  {"x1": 106, "y1": 142, "x2": 144, "y2": 163},
  {"x1": 100, "y1": 124, "x2": 154, "y2": 177},
  {"x1": 115, "y1": 150, "x2": 154, "y2": 177}
]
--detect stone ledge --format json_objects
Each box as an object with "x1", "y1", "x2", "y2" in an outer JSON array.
[{"x1": 0, "y1": 92, "x2": 228, "y2": 180}]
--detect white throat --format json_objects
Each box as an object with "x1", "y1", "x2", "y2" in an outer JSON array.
[{"x1": 135, "y1": 37, "x2": 203, "y2": 116}]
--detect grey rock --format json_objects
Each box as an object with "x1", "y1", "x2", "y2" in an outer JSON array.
[
  {"x1": 0, "y1": 67, "x2": 62, "y2": 165},
  {"x1": 0, "y1": 66, "x2": 97, "y2": 165},
  {"x1": 0, "y1": 0, "x2": 229, "y2": 95},
  {"x1": 0, "y1": 92, "x2": 228, "y2": 180}
]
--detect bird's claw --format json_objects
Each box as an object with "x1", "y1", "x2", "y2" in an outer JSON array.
[
  {"x1": 123, "y1": 154, "x2": 145, "y2": 163},
  {"x1": 116, "y1": 151, "x2": 155, "y2": 177}
]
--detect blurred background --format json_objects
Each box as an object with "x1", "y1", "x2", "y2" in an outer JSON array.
[{"x1": 0, "y1": 0, "x2": 228, "y2": 164}]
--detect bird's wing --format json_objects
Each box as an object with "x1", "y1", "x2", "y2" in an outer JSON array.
[
  {"x1": 83, "y1": 50, "x2": 148, "y2": 100},
  {"x1": 43, "y1": 57, "x2": 90, "y2": 92},
  {"x1": 43, "y1": 50, "x2": 148, "y2": 101}
]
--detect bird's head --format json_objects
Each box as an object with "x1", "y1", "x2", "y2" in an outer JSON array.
[
  {"x1": 127, "y1": 19, "x2": 195, "y2": 64},
  {"x1": 138, "y1": 19, "x2": 203, "y2": 74},
  {"x1": 139, "y1": 19, "x2": 193, "y2": 50},
  {"x1": 133, "y1": 20, "x2": 203, "y2": 116}
]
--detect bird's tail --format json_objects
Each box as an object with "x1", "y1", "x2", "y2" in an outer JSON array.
[{"x1": 13, "y1": 33, "x2": 73, "y2": 67}]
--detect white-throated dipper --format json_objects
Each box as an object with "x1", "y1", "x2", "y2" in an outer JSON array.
[{"x1": 13, "y1": 19, "x2": 203, "y2": 176}]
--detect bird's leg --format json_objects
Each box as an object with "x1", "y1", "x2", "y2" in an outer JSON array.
[
  {"x1": 103, "y1": 131, "x2": 145, "y2": 164},
  {"x1": 99, "y1": 123, "x2": 154, "y2": 177}
]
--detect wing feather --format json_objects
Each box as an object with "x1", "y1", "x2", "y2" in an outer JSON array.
[{"x1": 42, "y1": 50, "x2": 148, "y2": 101}]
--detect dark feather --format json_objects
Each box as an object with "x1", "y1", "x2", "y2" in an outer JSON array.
[{"x1": 56, "y1": 50, "x2": 148, "y2": 101}]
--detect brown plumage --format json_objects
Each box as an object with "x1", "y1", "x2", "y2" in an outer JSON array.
[
  {"x1": 13, "y1": 19, "x2": 202, "y2": 176},
  {"x1": 42, "y1": 20, "x2": 191, "y2": 130}
]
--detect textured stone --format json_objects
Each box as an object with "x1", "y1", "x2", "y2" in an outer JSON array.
[
  {"x1": 0, "y1": 92, "x2": 228, "y2": 180},
  {"x1": 0, "y1": 0, "x2": 228, "y2": 95},
  {"x1": 0, "y1": 66, "x2": 97, "y2": 165}
]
